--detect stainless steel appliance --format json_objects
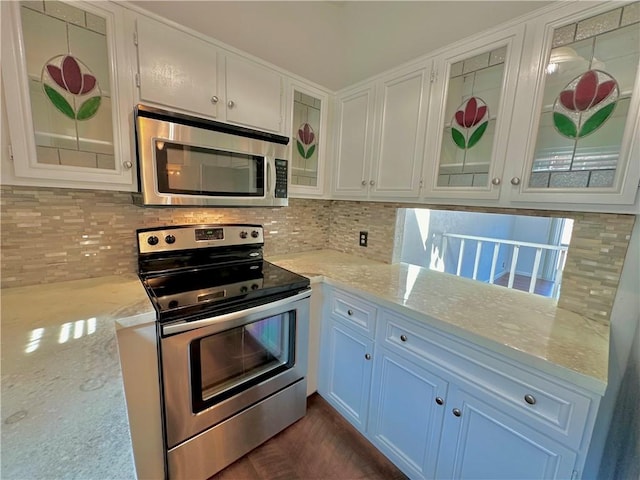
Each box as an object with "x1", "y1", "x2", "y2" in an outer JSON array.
[
  {"x1": 137, "y1": 224, "x2": 310, "y2": 479},
  {"x1": 134, "y1": 105, "x2": 289, "y2": 207}
]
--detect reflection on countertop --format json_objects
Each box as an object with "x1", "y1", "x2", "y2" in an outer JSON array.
[
  {"x1": 269, "y1": 249, "x2": 609, "y2": 394},
  {"x1": 1, "y1": 275, "x2": 154, "y2": 480}
]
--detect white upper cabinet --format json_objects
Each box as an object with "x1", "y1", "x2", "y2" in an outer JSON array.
[
  {"x1": 286, "y1": 79, "x2": 330, "y2": 197},
  {"x1": 333, "y1": 84, "x2": 376, "y2": 198},
  {"x1": 333, "y1": 62, "x2": 431, "y2": 200},
  {"x1": 133, "y1": 15, "x2": 284, "y2": 134},
  {"x1": 1, "y1": 0, "x2": 136, "y2": 191},
  {"x1": 507, "y1": 2, "x2": 640, "y2": 207},
  {"x1": 370, "y1": 63, "x2": 431, "y2": 199},
  {"x1": 422, "y1": 25, "x2": 525, "y2": 201},
  {"x1": 224, "y1": 54, "x2": 283, "y2": 133},
  {"x1": 136, "y1": 16, "x2": 219, "y2": 119}
]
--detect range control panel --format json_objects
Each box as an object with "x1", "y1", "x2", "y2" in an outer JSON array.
[{"x1": 137, "y1": 224, "x2": 264, "y2": 254}]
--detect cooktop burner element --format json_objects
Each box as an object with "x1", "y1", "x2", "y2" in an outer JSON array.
[{"x1": 137, "y1": 224, "x2": 310, "y2": 322}]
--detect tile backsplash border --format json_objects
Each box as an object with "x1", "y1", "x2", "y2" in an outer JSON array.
[{"x1": 1, "y1": 185, "x2": 635, "y2": 325}]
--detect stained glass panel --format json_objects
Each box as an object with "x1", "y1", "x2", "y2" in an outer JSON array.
[
  {"x1": 20, "y1": 1, "x2": 115, "y2": 170},
  {"x1": 437, "y1": 47, "x2": 506, "y2": 188},
  {"x1": 530, "y1": 3, "x2": 640, "y2": 189},
  {"x1": 291, "y1": 90, "x2": 321, "y2": 187}
]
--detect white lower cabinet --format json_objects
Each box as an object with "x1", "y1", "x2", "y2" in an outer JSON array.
[
  {"x1": 436, "y1": 381, "x2": 578, "y2": 480},
  {"x1": 368, "y1": 348, "x2": 448, "y2": 479},
  {"x1": 318, "y1": 286, "x2": 599, "y2": 479},
  {"x1": 319, "y1": 318, "x2": 374, "y2": 433}
]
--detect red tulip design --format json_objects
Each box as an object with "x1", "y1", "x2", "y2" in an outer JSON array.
[
  {"x1": 455, "y1": 97, "x2": 487, "y2": 128},
  {"x1": 41, "y1": 54, "x2": 102, "y2": 121},
  {"x1": 296, "y1": 123, "x2": 317, "y2": 159},
  {"x1": 451, "y1": 97, "x2": 489, "y2": 150},
  {"x1": 559, "y1": 70, "x2": 615, "y2": 112},
  {"x1": 553, "y1": 70, "x2": 619, "y2": 139},
  {"x1": 47, "y1": 56, "x2": 97, "y2": 95}
]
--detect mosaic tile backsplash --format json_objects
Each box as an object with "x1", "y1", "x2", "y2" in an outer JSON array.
[{"x1": 1, "y1": 185, "x2": 634, "y2": 324}]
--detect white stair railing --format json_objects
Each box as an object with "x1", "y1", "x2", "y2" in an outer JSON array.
[{"x1": 442, "y1": 233, "x2": 569, "y2": 298}]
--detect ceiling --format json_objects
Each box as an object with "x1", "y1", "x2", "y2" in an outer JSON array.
[{"x1": 128, "y1": 1, "x2": 552, "y2": 91}]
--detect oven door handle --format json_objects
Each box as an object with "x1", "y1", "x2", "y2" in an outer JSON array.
[{"x1": 162, "y1": 289, "x2": 311, "y2": 336}]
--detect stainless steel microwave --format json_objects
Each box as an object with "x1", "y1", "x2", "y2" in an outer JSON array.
[{"x1": 133, "y1": 105, "x2": 289, "y2": 207}]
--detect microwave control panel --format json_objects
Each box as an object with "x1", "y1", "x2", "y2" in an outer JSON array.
[{"x1": 274, "y1": 159, "x2": 288, "y2": 198}]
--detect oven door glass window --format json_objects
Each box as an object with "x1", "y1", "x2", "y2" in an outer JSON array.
[
  {"x1": 155, "y1": 141, "x2": 265, "y2": 197},
  {"x1": 190, "y1": 312, "x2": 295, "y2": 411}
]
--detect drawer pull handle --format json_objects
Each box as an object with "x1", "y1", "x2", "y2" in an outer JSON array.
[
  {"x1": 347, "y1": 309, "x2": 353, "y2": 316},
  {"x1": 400, "y1": 334, "x2": 407, "y2": 342},
  {"x1": 524, "y1": 394, "x2": 537, "y2": 405},
  {"x1": 364, "y1": 353, "x2": 372, "y2": 360},
  {"x1": 435, "y1": 397, "x2": 444, "y2": 406},
  {"x1": 452, "y1": 408, "x2": 461, "y2": 417}
]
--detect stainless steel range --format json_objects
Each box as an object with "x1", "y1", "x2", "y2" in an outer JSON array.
[{"x1": 137, "y1": 224, "x2": 310, "y2": 479}]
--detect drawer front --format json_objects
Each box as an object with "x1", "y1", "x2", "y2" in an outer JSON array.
[
  {"x1": 329, "y1": 289, "x2": 377, "y2": 337},
  {"x1": 380, "y1": 312, "x2": 593, "y2": 448}
]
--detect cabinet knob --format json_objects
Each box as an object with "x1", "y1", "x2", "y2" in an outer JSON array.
[
  {"x1": 400, "y1": 334, "x2": 407, "y2": 342},
  {"x1": 524, "y1": 394, "x2": 537, "y2": 405},
  {"x1": 227, "y1": 100, "x2": 235, "y2": 108},
  {"x1": 347, "y1": 309, "x2": 353, "y2": 316},
  {"x1": 122, "y1": 161, "x2": 133, "y2": 169},
  {"x1": 369, "y1": 180, "x2": 375, "y2": 186},
  {"x1": 491, "y1": 177, "x2": 501, "y2": 186},
  {"x1": 210, "y1": 95, "x2": 219, "y2": 104},
  {"x1": 435, "y1": 397, "x2": 444, "y2": 405},
  {"x1": 365, "y1": 353, "x2": 372, "y2": 360},
  {"x1": 452, "y1": 408, "x2": 462, "y2": 417},
  {"x1": 361, "y1": 180, "x2": 367, "y2": 186},
  {"x1": 510, "y1": 177, "x2": 521, "y2": 186}
]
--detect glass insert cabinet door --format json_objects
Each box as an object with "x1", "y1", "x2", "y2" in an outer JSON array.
[
  {"x1": 520, "y1": 2, "x2": 640, "y2": 202},
  {"x1": 1, "y1": 0, "x2": 134, "y2": 189},
  {"x1": 288, "y1": 82, "x2": 328, "y2": 196},
  {"x1": 425, "y1": 26, "x2": 524, "y2": 200}
]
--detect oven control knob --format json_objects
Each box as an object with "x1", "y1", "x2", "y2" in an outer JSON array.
[
  {"x1": 165, "y1": 234, "x2": 176, "y2": 244},
  {"x1": 147, "y1": 235, "x2": 159, "y2": 246},
  {"x1": 239, "y1": 231, "x2": 248, "y2": 239},
  {"x1": 251, "y1": 283, "x2": 259, "y2": 290},
  {"x1": 251, "y1": 230, "x2": 260, "y2": 238},
  {"x1": 240, "y1": 286, "x2": 248, "y2": 293}
]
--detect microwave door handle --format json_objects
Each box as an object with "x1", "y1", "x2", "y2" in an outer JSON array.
[
  {"x1": 266, "y1": 159, "x2": 273, "y2": 194},
  {"x1": 162, "y1": 289, "x2": 311, "y2": 336}
]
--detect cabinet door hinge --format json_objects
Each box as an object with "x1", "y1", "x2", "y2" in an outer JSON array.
[
  {"x1": 430, "y1": 69, "x2": 437, "y2": 83},
  {"x1": 419, "y1": 179, "x2": 424, "y2": 188},
  {"x1": 133, "y1": 30, "x2": 138, "y2": 46},
  {"x1": 135, "y1": 73, "x2": 140, "y2": 88},
  {"x1": 571, "y1": 470, "x2": 579, "y2": 480},
  {"x1": 8, "y1": 144, "x2": 14, "y2": 161}
]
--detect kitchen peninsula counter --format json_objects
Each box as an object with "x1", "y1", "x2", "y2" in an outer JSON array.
[
  {"x1": 268, "y1": 249, "x2": 609, "y2": 395},
  {"x1": 0, "y1": 275, "x2": 153, "y2": 480}
]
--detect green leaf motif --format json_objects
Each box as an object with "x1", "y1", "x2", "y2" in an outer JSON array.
[
  {"x1": 451, "y1": 128, "x2": 466, "y2": 149},
  {"x1": 304, "y1": 144, "x2": 316, "y2": 159},
  {"x1": 296, "y1": 140, "x2": 307, "y2": 159},
  {"x1": 44, "y1": 84, "x2": 75, "y2": 119},
  {"x1": 578, "y1": 103, "x2": 616, "y2": 138},
  {"x1": 77, "y1": 96, "x2": 101, "y2": 120},
  {"x1": 467, "y1": 121, "x2": 489, "y2": 149},
  {"x1": 553, "y1": 112, "x2": 577, "y2": 139}
]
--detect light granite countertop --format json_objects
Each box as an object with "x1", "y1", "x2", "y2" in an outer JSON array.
[
  {"x1": 0, "y1": 249, "x2": 610, "y2": 478},
  {"x1": 0, "y1": 275, "x2": 154, "y2": 480},
  {"x1": 269, "y1": 250, "x2": 610, "y2": 395}
]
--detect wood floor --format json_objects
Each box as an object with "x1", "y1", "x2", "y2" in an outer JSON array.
[
  {"x1": 210, "y1": 394, "x2": 408, "y2": 480},
  {"x1": 493, "y1": 272, "x2": 555, "y2": 297}
]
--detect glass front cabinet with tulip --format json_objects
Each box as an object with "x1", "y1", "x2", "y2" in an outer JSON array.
[
  {"x1": 1, "y1": 0, "x2": 135, "y2": 190},
  {"x1": 288, "y1": 81, "x2": 329, "y2": 197},
  {"x1": 423, "y1": 26, "x2": 525, "y2": 201},
  {"x1": 510, "y1": 2, "x2": 640, "y2": 206}
]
